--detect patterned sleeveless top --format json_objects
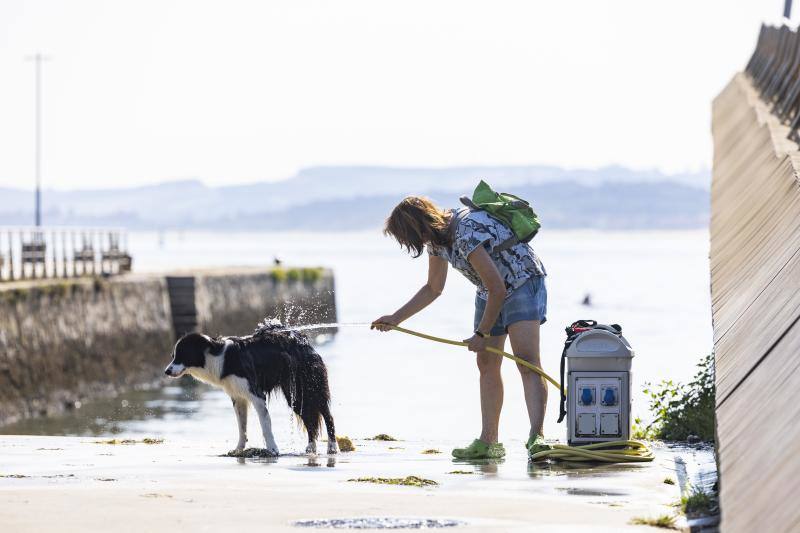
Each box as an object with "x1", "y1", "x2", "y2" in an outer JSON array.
[{"x1": 427, "y1": 208, "x2": 546, "y2": 300}]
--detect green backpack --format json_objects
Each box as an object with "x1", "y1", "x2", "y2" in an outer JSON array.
[{"x1": 459, "y1": 180, "x2": 540, "y2": 253}]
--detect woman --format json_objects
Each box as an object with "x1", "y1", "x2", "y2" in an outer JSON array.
[{"x1": 371, "y1": 196, "x2": 550, "y2": 460}]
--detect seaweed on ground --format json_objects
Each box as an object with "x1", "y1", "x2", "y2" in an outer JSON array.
[
  {"x1": 663, "y1": 477, "x2": 676, "y2": 485},
  {"x1": 2, "y1": 473, "x2": 77, "y2": 479},
  {"x1": 629, "y1": 515, "x2": 678, "y2": 529},
  {"x1": 347, "y1": 476, "x2": 438, "y2": 487},
  {"x1": 95, "y1": 439, "x2": 136, "y2": 445},
  {"x1": 421, "y1": 449, "x2": 441, "y2": 454},
  {"x1": 446, "y1": 470, "x2": 474, "y2": 475},
  {"x1": 94, "y1": 438, "x2": 164, "y2": 445},
  {"x1": 367, "y1": 434, "x2": 398, "y2": 441},
  {"x1": 336, "y1": 436, "x2": 356, "y2": 452},
  {"x1": 223, "y1": 448, "x2": 278, "y2": 458}
]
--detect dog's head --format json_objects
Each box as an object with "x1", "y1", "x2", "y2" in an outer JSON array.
[{"x1": 164, "y1": 333, "x2": 219, "y2": 378}]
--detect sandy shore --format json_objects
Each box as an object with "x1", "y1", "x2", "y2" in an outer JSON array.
[{"x1": 0, "y1": 435, "x2": 685, "y2": 532}]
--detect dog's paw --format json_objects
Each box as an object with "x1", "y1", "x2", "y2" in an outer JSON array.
[
  {"x1": 265, "y1": 446, "x2": 280, "y2": 457},
  {"x1": 306, "y1": 442, "x2": 318, "y2": 455},
  {"x1": 327, "y1": 442, "x2": 339, "y2": 455},
  {"x1": 225, "y1": 448, "x2": 248, "y2": 457}
]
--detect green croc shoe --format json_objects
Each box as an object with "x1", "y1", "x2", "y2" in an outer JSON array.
[
  {"x1": 526, "y1": 434, "x2": 552, "y2": 459},
  {"x1": 452, "y1": 439, "x2": 506, "y2": 459}
]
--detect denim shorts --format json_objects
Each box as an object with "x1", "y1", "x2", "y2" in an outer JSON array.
[{"x1": 473, "y1": 276, "x2": 547, "y2": 336}]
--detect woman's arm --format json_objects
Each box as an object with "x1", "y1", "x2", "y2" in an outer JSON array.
[
  {"x1": 464, "y1": 245, "x2": 506, "y2": 351},
  {"x1": 371, "y1": 255, "x2": 448, "y2": 331}
]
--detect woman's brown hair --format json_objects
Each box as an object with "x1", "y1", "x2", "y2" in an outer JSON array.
[{"x1": 384, "y1": 196, "x2": 452, "y2": 258}]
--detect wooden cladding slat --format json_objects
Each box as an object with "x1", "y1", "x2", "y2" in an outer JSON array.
[
  {"x1": 711, "y1": 73, "x2": 800, "y2": 532},
  {"x1": 716, "y1": 318, "x2": 800, "y2": 533}
]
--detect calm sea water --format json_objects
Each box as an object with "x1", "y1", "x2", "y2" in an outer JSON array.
[{"x1": 4, "y1": 229, "x2": 712, "y2": 450}]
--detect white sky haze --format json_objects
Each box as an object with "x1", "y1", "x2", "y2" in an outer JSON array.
[{"x1": 0, "y1": 0, "x2": 791, "y2": 189}]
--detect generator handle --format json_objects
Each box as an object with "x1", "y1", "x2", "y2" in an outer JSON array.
[{"x1": 557, "y1": 341, "x2": 570, "y2": 423}]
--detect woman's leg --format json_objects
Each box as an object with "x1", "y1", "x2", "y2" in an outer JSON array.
[
  {"x1": 476, "y1": 334, "x2": 507, "y2": 443},
  {"x1": 507, "y1": 320, "x2": 547, "y2": 438}
]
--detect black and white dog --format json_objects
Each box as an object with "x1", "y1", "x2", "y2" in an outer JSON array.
[{"x1": 164, "y1": 320, "x2": 337, "y2": 456}]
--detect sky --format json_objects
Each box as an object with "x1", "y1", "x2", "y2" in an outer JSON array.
[{"x1": 0, "y1": 0, "x2": 792, "y2": 190}]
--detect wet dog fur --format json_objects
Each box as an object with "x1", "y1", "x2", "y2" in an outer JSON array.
[{"x1": 164, "y1": 320, "x2": 337, "y2": 456}]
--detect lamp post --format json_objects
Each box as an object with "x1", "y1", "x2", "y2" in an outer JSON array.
[{"x1": 26, "y1": 52, "x2": 49, "y2": 227}]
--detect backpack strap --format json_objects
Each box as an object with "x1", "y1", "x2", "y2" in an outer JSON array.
[
  {"x1": 491, "y1": 235, "x2": 519, "y2": 254},
  {"x1": 447, "y1": 207, "x2": 468, "y2": 242},
  {"x1": 459, "y1": 195, "x2": 479, "y2": 210}
]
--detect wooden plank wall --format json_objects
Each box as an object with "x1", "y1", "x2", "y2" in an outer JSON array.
[{"x1": 711, "y1": 73, "x2": 800, "y2": 533}]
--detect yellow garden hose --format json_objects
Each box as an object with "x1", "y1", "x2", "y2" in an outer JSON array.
[
  {"x1": 380, "y1": 324, "x2": 654, "y2": 463},
  {"x1": 528, "y1": 440, "x2": 654, "y2": 462},
  {"x1": 386, "y1": 325, "x2": 562, "y2": 389}
]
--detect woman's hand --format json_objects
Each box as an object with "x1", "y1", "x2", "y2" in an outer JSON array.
[
  {"x1": 371, "y1": 314, "x2": 400, "y2": 332},
  {"x1": 464, "y1": 333, "x2": 488, "y2": 353}
]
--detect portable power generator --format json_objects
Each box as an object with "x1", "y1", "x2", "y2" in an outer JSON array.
[{"x1": 557, "y1": 320, "x2": 634, "y2": 446}]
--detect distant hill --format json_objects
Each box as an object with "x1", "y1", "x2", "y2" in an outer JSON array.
[{"x1": 0, "y1": 165, "x2": 709, "y2": 230}]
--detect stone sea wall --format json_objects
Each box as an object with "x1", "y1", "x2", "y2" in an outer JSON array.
[
  {"x1": 195, "y1": 268, "x2": 336, "y2": 336},
  {"x1": 0, "y1": 268, "x2": 336, "y2": 426}
]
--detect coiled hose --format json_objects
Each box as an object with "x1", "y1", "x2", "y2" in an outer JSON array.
[{"x1": 380, "y1": 324, "x2": 654, "y2": 463}]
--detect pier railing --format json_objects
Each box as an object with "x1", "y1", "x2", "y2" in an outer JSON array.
[
  {"x1": 746, "y1": 23, "x2": 800, "y2": 142},
  {"x1": 0, "y1": 227, "x2": 131, "y2": 282}
]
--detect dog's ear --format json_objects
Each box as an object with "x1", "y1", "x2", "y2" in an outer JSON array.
[{"x1": 205, "y1": 335, "x2": 228, "y2": 356}]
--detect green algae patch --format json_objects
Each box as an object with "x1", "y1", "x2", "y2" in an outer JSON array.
[
  {"x1": 300, "y1": 267, "x2": 324, "y2": 282},
  {"x1": 347, "y1": 476, "x2": 437, "y2": 487},
  {"x1": 270, "y1": 267, "x2": 324, "y2": 283},
  {"x1": 0, "y1": 288, "x2": 26, "y2": 304},
  {"x1": 663, "y1": 477, "x2": 676, "y2": 485},
  {"x1": 421, "y1": 449, "x2": 441, "y2": 454},
  {"x1": 336, "y1": 436, "x2": 356, "y2": 452},
  {"x1": 629, "y1": 515, "x2": 677, "y2": 529},
  {"x1": 94, "y1": 438, "x2": 164, "y2": 445},
  {"x1": 270, "y1": 268, "x2": 288, "y2": 282},
  {"x1": 367, "y1": 434, "x2": 398, "y2": 441},
  {"x1": 446, "y1": 470, "x2": 474, "y2": 475},
  {"x1": 223, "y1": 448, "x2": 278, "y2": 458}
]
